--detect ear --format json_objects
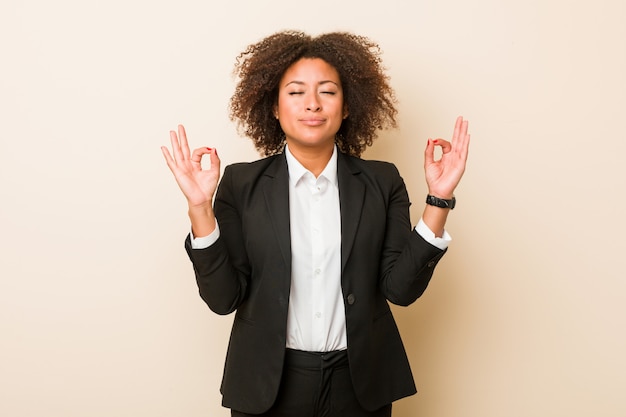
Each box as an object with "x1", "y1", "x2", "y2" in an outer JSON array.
[
  {"x1": 343, "y1": 104, "x2": 349, "y2": 119},
  {"x1": 273, "y1": 103, "x2": 279, "y2": 119}
]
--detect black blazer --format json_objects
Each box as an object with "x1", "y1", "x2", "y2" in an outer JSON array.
[{"x1": 185, "y1": 151, "x2": 446, "y2": 414}]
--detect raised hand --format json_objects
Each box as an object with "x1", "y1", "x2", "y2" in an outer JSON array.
[
  {"x1": 424, "y1": 116, "x2": 470, "y2": 199},
  {"x1": 161, "y1": 124, "x2": 220, "y2": 210}
]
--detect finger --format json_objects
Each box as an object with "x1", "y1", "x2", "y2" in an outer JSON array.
[
  {"x1": 433, "y1": 139, "x2": 452, "y2": 154},
  {"x1": 452, "y1": 116, "x2": 463, "y2": 143},
  {"x1": 456, "y1": 119, "x2": 468, "y2": 145},
  {"x1": 209, "y1": 147, "x2": 221, "y2": 173},
  {"x1": 178, "y1": 124, "x2": 191, "y2": 161},
  {"x1": 161, "y1": 146, "x2": 177, "y2": 172},
  {"x1": 424, "y1": 138, "x2": 435, "y2": 168},
  {"x1": 459, "y1": 133, "x2": 470, "y2": 161},
  {"x1": 170, "y1": 129, "x2": 187, "y2": 164},
  {"x1": 456, "y1": 120, "x2": 470, "y2": 160},
  {"x1": 190, "y1": 147, "x2": 214, "y2": 169}
]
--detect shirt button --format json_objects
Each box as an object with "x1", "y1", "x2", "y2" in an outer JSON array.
[
  {"x1": 314, "y1": 268, "x2": 321, "y2": 275},
  {"x1": 315, "y1": 312, "x2": 322, "y2": 318},
  {"x1": 347, "y1": 294, "x2": 356, "y2": 305}
]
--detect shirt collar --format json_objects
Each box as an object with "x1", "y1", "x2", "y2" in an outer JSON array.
[{"x1": 285, "y1": 144, "x2": 338, "y2": 187}]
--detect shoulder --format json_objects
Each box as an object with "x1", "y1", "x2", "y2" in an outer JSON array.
[
  {"x1": 218, "y1": 153, "x2": 287, "y2": 198},
  {"x1": 221, "y1": 154, "x2": 287, "y2": 189},
  {"x1": 340, "y1": 152, "x2": 403, "y2": 181},
  {"x1": 223, "y1": 153, "x2": 285, "y2": 176},
  {"x1": 338, "y1": 153, "x2": 408, "y2": 202}
]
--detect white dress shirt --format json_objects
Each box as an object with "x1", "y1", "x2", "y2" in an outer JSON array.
[
  {"x1": 190, "y1": 146, "x2": 451, "y2": 352},
  {"x1": 284, "y1": 145, "x2": 345, "y2": 351}
]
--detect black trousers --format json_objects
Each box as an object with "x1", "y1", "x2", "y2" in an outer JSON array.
[{"x1": 231, "y1": 349, "x2": 392, "y2": 417}]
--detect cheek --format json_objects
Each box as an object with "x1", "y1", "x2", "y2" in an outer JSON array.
[{"x1": 276, "y1": 99, "x2": 296, "y2": 117}]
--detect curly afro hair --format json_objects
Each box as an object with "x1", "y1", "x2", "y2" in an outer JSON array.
[{"x1": 229, "y1": 30, "x2": 398, "y2": 157}]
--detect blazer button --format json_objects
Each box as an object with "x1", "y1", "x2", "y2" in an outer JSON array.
[
  {"x1": 427, "y1": 261, "x2": 436, "y2": 268},
  {"x1": 347, "y1": 294, "x2": 356, "y2": 305}
]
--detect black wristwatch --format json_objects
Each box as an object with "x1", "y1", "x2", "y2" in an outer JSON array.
[{"x1": 426, "y1": 194, "x2": 456, "y2": 210}]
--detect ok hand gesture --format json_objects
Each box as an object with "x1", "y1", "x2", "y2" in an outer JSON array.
[
  {"x1": 161, "y1": 125, "x2": 220, "y2": 210},
  {"x1": 424, "y1": 116, "x2": 470, "y2": 199}
]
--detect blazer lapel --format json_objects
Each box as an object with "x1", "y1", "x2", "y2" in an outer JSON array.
[
  {"x1": 337, "y1": 153, "x2": 365, "y2": 273},
  {"x1": 261, "y1": 152, "x2": 364, "y2": 275},
  {"x1": 262, "y1": 154, "x2": 292, "y2": 270}
]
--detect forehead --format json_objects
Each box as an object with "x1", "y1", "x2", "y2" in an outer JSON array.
[{"x1": 280, "y1": 58, "x2": 341, "y2": 84}]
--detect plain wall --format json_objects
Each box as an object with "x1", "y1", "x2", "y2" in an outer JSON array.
[{"x1": 1, "y1": 0, "x2": 625, "y2": 416}]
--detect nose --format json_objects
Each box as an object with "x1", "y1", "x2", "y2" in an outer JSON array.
[{"x1": 306, "y1": 94, "x2": 321, "y2": 112}]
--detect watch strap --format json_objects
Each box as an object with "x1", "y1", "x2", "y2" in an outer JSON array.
[{"x1": 426, "y1": 194, "x2": 456, "y2": 210}]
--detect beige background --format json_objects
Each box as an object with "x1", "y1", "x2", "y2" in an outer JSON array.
[{"x1": 1, "y1": 0, "x2": 625, "y2": 416}]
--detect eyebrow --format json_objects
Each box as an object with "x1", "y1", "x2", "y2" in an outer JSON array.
[{"x1": 284, "y1": 80, "x2": 340, "y2": 88}]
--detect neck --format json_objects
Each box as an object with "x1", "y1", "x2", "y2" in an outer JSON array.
[{"x1": 287, "y1": 143, "x2": 334, "y2": 177}]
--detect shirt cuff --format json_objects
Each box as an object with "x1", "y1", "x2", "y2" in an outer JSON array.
[
  {"x1": 189, "y1": 221, "x2": 220, "y2": 249},
  {"x1": 415, "y1": 218, "x2": 451, "y2": 250}
]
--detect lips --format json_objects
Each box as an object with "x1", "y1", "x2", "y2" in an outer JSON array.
[{"x1": 300, "y1": 118, "x2": 326, "y2": 126}]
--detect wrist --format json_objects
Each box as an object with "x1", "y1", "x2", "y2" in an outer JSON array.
[
  {"x1": 427, "y1": 189, "x2": 454, "y2": 200},
  {"x1": 188, "y1": 204, "x2": 216, "y2": 238},
  {"x1": 187, "y1": 203, "x2": 214, "y2": 224},
  {"x1": 425, "y1": 194, "x2": 456, "y2": 210},
  {"x1": 187, "y1": 201, "x2": 213, "y2": 214}
]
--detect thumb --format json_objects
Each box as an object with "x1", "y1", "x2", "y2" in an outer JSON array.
[
  {"x1": 424, "y1": 138, "x2": 435, "y2": 168},
  {"x1": 209, "y1": 148, "x2": 221, "y2": 173}
]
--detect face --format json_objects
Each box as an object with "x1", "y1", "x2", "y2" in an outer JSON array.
[{"x1": 275, "y1": 58, "x2": 348, "y2": 153}]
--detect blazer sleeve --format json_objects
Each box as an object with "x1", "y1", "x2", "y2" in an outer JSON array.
[
  {"x1": 377, "y1": 163, "x2": 447, "y2": 306},
  {"x1": 184, "y1": 165, "x2": 251, "y2": 315}
]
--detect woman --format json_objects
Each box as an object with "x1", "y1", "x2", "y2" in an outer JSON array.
[{"x1": 162, "y1": 30, "x2": 470, "y2": 417}]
